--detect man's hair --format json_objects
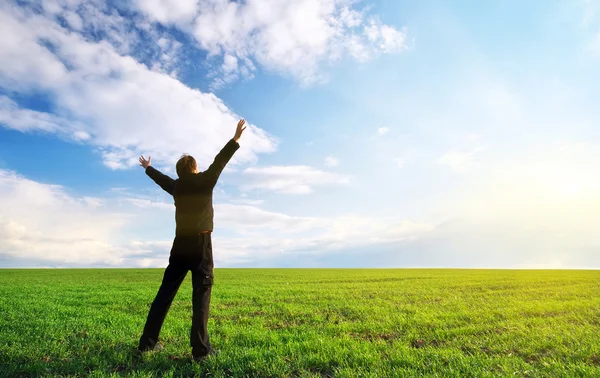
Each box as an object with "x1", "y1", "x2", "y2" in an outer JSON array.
[{"x1": 176, "y1": 154, "x2": 197, "y2": 177}]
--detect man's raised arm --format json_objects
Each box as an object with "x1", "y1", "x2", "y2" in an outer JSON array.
[
  {"x1": 204, "y1": 119, "x2": 246, "y2": 187},
  {"x1": 139, "y1": 155, "x2": 176, "y2": 195}
]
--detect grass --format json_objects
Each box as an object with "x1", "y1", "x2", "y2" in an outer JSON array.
[{"x1": 0, "y1": 268, "x2": 599, "y2": 377}]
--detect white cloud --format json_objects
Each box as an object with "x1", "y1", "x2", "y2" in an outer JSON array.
[
  {"x1": 0, "y1": 169, "x2": 190, "y2": 267},
  {"x1": 117, "y1": 199, "x2": 434, "y2": 264},
  {"x1": 241, "y1": 165, "x2": 351, "y2": 194},
  {"x1": 133, "y1": 0, "x2": 198, "y2": 25},
  {"x1": 63, "y1": 10, "x2": 83, "y2": 31},
  {"x1": 437, "y1": 147, "x2": 485, "y2": 173},
  {"x1": 37, "y1": 0, "x2": 149, "y2": 57},
  {"x1": 0, "y1": 96, "x2": 90, "y2": 141},
  {"x1": 222, "y1": 53, "x2": 239, "y2": 74},
  {"x1": 126, "y1": 198, "x2": 174, "y2": 211},
  {"x1": 4, "y1": 143, "x2": 600, "y2": 269},
  {"x1": 0, "y1": 4, "x2": 277, "y2": 170},
  {"x1": 229, "y1": 198, "x2": 265, "y2": 206},
  {"x1": 324, "y1": 156, "x2": 339, "y2": 167},
  {"x1": 0, "y1": 168, "x2": 431, "y2": 267},
  {"x1": 0, "y1": 169, "x2": 130, "y2": 265},
  {"x1": 212, "y1": 216, "x2": 433, "y2": 266},
  {"x1": 215, "y1": 203, "x2": 328, "y2": 233},
  {"x1": 209, "y1": 53, "x2": 247, "y2": 90},
  {"x1": 133, "y1": 0, "x2": 408, "y2": 86},
  {"x1": 364, "y1": 21, "x2": 407, "y2": 53},
  {"x1": 377, "y1": 126, "x2": 390, "y2": 135},
  {"x1": 0, "y1": 8, "x2": 67, "y2": 91},
  {"x1": 151, "y1": 37, "x2": 184, "y2": 77}
]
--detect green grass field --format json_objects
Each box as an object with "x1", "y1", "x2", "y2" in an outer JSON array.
[{"x1": 0, "y1": 269, "x2": 599, "y2": 377}]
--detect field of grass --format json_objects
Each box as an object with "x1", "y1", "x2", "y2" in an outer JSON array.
[{"x1": 0, "y1": 269, "x2": 599, "y2": 377}]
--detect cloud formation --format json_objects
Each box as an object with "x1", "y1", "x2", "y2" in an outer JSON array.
[
  {"x1": 133, "y1": 0, "x2": 408, "y2": 86},
  {"x1": 2, "y1": 139, "x2": 599, "y2": 269},
  {"x1": 0, "y1": 3, "x2": 277, "y2": 171},
  {"x1": 0, "y1": 169, "x2": 129, "y2": 266},
  {"x1": 0, "y1": 169, "x2": 430, "y2": 267}
]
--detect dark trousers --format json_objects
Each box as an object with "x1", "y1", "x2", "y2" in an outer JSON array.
[{"x1": 139, "y1": 233, "x2": 214, "y2": 356}]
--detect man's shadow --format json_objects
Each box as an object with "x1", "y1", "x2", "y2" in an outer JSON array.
[{"x1": 1, "y1": 342, "x2": 199, "y2": 377}]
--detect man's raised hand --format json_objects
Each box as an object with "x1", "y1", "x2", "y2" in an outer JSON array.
[
  {"x1": 139, "y1": 155, "x2": 151, "y2": 169},
  {"x1": 234, "y1": 119, "x2": 246, "y2": 143}
]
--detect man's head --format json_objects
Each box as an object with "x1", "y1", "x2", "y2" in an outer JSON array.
[{"x1": 176, "y1": 154, "x2": 198, "y2": 177}]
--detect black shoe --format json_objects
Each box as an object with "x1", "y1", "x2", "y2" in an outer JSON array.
[
  {"x1": 192, "y1": 348, "x2": 219, "y2": 362},
  {"x1": 192, "y1": 354, "x2": 206, "y2": 363},
  {"x1": 138, "y1": 342, "x2": 164, "y2": 353}
]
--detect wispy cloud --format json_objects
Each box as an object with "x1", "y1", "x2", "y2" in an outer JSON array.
[
  {"x1": 0, "y1": 96, "x2": 89, "y2": 141},
  {"x1": 377, "y1": 126, "x2": 390, "y2": 135},
  {"x1": 437, "y1": 147, "x2": 485, "y2": 173},
  {"x1": 324, "y1": 156, "x2": 339, "y2": 167},
  {"x1": 241, "y1": 165, "x2": 350, "y2": 194}
]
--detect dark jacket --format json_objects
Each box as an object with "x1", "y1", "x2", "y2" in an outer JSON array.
[{"x1": 145, "y1": 138, "x2": 239, "y2": 236}]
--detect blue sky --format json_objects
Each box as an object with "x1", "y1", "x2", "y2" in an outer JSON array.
[{"x1": 1, "y1": 0, "x2": 599, "y2": 268}]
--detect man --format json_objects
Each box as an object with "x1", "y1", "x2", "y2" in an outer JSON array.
[{"x1": 137, "y1": 119, "x2": 246, "y2": 361}]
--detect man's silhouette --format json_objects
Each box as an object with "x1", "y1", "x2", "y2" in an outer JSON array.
[{"x1": 137, "y1": 119, "x2": 246, "y2": 361}]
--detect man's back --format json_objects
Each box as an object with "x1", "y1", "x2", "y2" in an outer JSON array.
[
  {"x1": 173, "y1": 174, "x2": 215, "y2": 236},
  {"x1": 144, "y1": 138, "x2": 240, "y2": 236}
]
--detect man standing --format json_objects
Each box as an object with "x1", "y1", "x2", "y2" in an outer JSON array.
[{"x1": 137, "y1": 119, "x2": 246, "y2": 361}]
